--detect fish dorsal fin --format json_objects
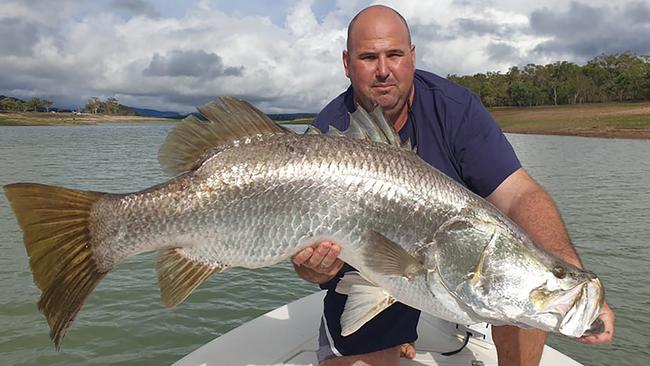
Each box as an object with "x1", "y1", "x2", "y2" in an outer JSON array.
[
  {"x1": 348, "y1": 106, "x2": 407, "y2": 149},
  {"x1": 157, "y1": 248, "x2": 224, "y2": 307},
  {"x1": 158, "y1": 96, "x2": 289, "y2": 176},
  {"x1": 336, "y1": 272, "x2": 396, "y2": 336},
  {"x1": 401, "y1": 138, "x2": 415, "y2": 152}
]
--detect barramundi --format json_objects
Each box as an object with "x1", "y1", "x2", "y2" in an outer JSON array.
[{"x1": 4, "y1": 97, "x2": 604, "y2": 349}]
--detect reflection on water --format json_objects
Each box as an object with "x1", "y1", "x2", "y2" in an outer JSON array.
[{"x1": 0, "y1": 125, "x2": 648, "y2": 365}]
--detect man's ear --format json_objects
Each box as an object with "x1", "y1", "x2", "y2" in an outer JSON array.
[
  {"x1": 411, "y1": 44, "x2": 416, "y2": 67},
  {"x1": 343, "y1": 50, "x2": 350, "y2": 78}
]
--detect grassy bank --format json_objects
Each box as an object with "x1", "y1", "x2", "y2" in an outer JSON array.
[
  {"x1": 491, "y1": 102, "x2": 650, "y2": 139},
  {"x1": 0, "y1": 112, "x2": 174, "y2": 126}
]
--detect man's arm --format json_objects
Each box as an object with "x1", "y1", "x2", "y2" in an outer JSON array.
[
  {"x1": 487, "y1": 168, "x2": 581, "y2": 265},
  {"x1": 487, "y1": 168, "x2": 615, "y2": 365}
]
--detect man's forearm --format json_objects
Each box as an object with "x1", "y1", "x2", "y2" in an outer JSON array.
[
  {"x1": 505, "y1": 184, "x2": 582, "y2": 268},
  {"x1": 488, "y1": 169, "x2": 582, "y2": 268}
]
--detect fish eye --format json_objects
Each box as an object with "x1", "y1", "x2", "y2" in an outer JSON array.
[{"x1": 552, "y1": 265, "x2": 567, "y2": 279}]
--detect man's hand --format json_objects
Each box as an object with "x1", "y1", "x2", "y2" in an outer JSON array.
[
  {"x1": 292, "y1": 241, "x2": 345, "y2": 284},
  {"x1": 579, "y1": 301, "x2": 615, "y2": 345}
]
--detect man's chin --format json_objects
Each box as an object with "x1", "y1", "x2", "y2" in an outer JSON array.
[{"x1": 374, "y1": 96, "x2": 399, "y2": 112}]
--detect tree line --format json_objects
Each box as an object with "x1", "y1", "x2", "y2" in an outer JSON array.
[
  {"x1": 0, "y1": 97, "x2": 53, "y2": 112},
  {"x1": 83, "y1": 97, "x2": 135, "y2": 115},
  {"x1": 447, "y1": 53, "x2": 650, "y2": 107},
  {"x1": 0, "y1": 96, "x2": 135, "y2": 115}
]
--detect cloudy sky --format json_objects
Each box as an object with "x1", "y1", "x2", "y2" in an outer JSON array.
[{"x1": 2, "y1": 0, "x2": 649, "y2": 113}]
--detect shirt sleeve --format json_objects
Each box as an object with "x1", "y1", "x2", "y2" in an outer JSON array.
[{"x1": 452, "y1": 93, "x2": 521, "y2": 197}]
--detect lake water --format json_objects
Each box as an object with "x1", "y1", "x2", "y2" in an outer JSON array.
[{"x1": 0, "y1": 124, "x2": 648, "y2": 365}]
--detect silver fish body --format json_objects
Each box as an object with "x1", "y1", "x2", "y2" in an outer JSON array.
[{"x1": 4, "y1": 97, "x2": 604, "y2": 348}]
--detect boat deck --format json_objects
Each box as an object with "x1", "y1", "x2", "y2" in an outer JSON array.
[{"x1": 174, "y1": 291, "x2": 582, "y2": 366}]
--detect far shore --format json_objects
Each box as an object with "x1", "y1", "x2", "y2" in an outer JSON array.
[
  {"x1": 3, "y1": 102, "x2": 650, "y2": 140},
  {"x1": 501, "y1": 126, "x2": 650, "y2": 139},
  {"x1": 491, "y1": 102, "x2": 650, "y2": 140},
  {"x1": 0, "y1": 111, "x2": 175, "y2": 126}
]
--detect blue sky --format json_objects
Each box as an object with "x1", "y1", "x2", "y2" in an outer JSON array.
[{"x1": 2, "y1": 0, "x2": 649, "y2": 113}]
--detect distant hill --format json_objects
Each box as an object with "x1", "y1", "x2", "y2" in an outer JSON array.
[
  {"x1": 132, "y1": 110, "x2": 317, "y2": 121},
  {"x1": 131, "y1": 107, "x2": 184, "y2": 119},
  {"x1": 267, "y1": 113, "x2": 317, "y2": 121}
]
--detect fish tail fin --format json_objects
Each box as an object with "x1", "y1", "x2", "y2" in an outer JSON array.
[{"x1": 3, "y1": 182, "x2": 110, "y2": 349}]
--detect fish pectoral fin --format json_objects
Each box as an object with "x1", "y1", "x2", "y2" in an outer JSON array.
[
  {"x1": 157, "y1": 248, "x2": 223, "y2": 308},
  {"x1": 362, "y1": 230, "x2": 425, "y2": 279},
  {"x1": 340, "y1": 284, "x2": 396, "y2": 336},
  {"x1": 158, "y1": 96, "x2": 290, "y2": 176}
]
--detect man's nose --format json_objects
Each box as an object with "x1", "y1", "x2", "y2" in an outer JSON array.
[{"x1": 376, "y1": 56, "x2": 389, "y2": 80}]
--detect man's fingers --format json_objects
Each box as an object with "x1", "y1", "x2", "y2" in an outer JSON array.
[
  {"x1": 325, "y1": 259, "x2": 344, "y2": 276},
  {"x1": 307, "y1": 241, "x2": 333, "y2": 269},
  {"x1": 319, "y1": 243, "x2": 341, "y2": 269},
  {"x1": 292, "y1": 247, "x2": 313, "y2": 266},
  {"x1": 292, "y1": 241, "x2": 343, "y2": 275},
  {"x1": 579, "y1": 302, "x2": 615, "y2": 345},
  {"x1": 292, "y1": 241, "x2": 343, "y2": 285}
]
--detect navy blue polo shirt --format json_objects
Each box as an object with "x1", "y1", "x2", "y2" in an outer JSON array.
[
  {"x1": 313, "y1": 69, "x2": 521, "y2": 198},
  {"x1": 311, "y1": 69, "x2": 521, "y2": 357}
]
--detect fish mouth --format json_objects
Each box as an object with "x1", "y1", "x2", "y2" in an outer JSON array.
[
  {"x1": 557, "y1": 278, "x2": 604, "y2": 337},
  {"x1": 533, "y1": 278, "x2": 604, "y2": 337}
]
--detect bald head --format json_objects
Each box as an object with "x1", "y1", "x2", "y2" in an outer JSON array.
[{"x1": 346, "y1": 5, "x2": 412, "y2": 51}]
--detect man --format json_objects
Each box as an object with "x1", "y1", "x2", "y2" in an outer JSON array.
[{"x1": 292, "y1": 5, "x2": 615, "y2": 366}]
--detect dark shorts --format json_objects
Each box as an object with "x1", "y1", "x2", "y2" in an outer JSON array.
[{"x1": 316, "y1": 288, "x2": 421, "y2": 363}]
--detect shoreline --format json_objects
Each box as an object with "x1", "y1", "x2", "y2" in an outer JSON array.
[
  {"x1": 0, "y1": 112, "x2": 175, "y2": 126},
  {"x1": 3, "y1": 103, "x2": 650, "y2": 140},
  {"x1": 502, "y1": 127, "x2": 650, "y2": 140}
]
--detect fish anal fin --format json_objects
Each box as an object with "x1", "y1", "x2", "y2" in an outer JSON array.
[
  {"x1": 362, "y1": 230, "x2": 425, "y2": 279},
  {"x1": 340, "y1": 283, "x2": 395, "y2": 336},
  {"x1": 158, "y1": 96, "x2": 290, "y2": 176},
  {"x1": 157, "y1": 248, "x2": 223, "y2": 307}
]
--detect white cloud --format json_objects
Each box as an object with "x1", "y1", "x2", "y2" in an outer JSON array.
[{"x1": 0, "y1": 0, "x2": 647, "y2": 113}]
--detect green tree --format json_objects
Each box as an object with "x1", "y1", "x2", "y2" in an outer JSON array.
[
  {"x1": 85, "y1": 97, "x2": 102, "y2": 114},
  {"x1": 508, "y1": 80, "x2": 533, "y2": 106},
  {"x1": 41, "y1": 99, "x2": 53, "y2": 112},
  {"x1": 105, "y1": 97, "x2": 119, "y2": 115},
  {"x1": 0, "y1": 98, "x2": 25, "y2": 111},
  {"x1": 25, "y1": 97, "x2": 42, "y2": 112}
]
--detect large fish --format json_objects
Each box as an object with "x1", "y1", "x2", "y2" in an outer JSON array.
[{"x1": 4, "y1": 97, "x2": 604, "y2": 349}]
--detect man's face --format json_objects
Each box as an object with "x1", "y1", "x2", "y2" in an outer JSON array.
[{"x1": 344, "y1": 18, "x2": 415, "y2": 118}]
